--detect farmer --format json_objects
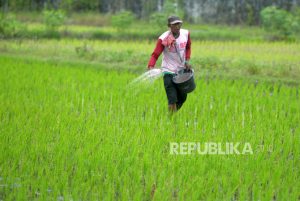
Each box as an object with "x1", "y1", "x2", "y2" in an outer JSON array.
[{"x1": 148, "y1": 15, "x2": 192, "y2": 112}]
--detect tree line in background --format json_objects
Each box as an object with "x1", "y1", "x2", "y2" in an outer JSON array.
[
  {"x1": 1, "y1": 0, "x2": 300, "y2": 25},
  {"x1": 0, "y1": 0, "x2": 300, "y2": 41}
]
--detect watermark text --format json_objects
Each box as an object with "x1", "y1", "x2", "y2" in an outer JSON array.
[{"x1": 170, "y1": 142, "x2": 253, "y2": 155}]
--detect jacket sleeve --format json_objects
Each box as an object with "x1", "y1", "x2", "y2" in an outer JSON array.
[
  {"x1": 148, "y1": 39, "x2": 164, "y2": 68},
  {"x1": 185, "y1": 32, "x2": 191, "y2": 60}
]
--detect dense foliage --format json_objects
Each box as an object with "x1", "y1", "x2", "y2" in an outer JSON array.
[
  {"x1": 1, "y1": 0, "x2": 300, "y2": 24},
  {"x1": 0, "y1": 14, "x2": 24, "y2": 37},
  {"x1": 111, "y1": 11, "x2": 135, "y2": 31},
  {"x1": 261, "y1": 6, "x2": 300, "y2": 40}
]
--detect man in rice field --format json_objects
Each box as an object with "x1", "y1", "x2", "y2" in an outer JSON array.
[{"x1": 148, "y1": 15, "x2": 192, "y2": 112}]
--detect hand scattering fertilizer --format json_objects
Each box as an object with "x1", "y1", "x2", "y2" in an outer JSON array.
[{"x1": 130, "y1": 69, "x2": 162, "y2": 85}]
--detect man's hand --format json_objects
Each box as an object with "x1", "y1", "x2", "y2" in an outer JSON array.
[
  {"x1": 185, "y1": 61, "x2": 192, "y2": 70},
  {"x1": 148, "y1": 66, "x2": 155, "y2": 70}
]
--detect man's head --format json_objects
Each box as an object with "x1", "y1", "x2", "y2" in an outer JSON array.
[
  {"x1": 168, "y1": 16, "x2": 183, "y2": 25},
  {"x1": 168, "y1": 16, "x2": 182, "y2": 36}
]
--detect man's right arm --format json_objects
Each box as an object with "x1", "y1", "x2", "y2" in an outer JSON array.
[{"x1": 148, "y1": 39, "x2": 164, "y2": 69}]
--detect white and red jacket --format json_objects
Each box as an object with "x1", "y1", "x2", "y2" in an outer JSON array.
[{"x1": 148, "y1": 29, "x2": 191, "y2": 73}]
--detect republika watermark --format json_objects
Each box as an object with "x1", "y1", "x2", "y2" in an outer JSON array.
[{"x1": 170, "y1": 142, "x2": 253, "y2": 155}]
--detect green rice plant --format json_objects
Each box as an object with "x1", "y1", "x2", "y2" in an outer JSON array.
[
  {"x1": 1, "y1": 39, "x2": 300, "y2": 84},
  {"x1": 0, "y1": 53, "x2": 299, "y2": 200}
]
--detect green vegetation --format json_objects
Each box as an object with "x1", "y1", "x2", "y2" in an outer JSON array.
[
  {"x1": 1, "y1": 9, "x2": 300, "y2": 200},
  {"x1": 261, "y1": 6, "x2": 300, "y2": 41},
  {"x1": 150, "y1": 0, "x2": 184, "y2": 31},
  {"x1": 0, "y1": 11, "x2": 296, "y2": 41},
  {"x1": 0, "y1": 14, "x2": 25, "y2": 37},
  {"x1": 1, "y1": 52, "x2": 299, "y2": 200},
  {"x1": 0, "y1": 39, "x2": 299, "y2": 83},
  {"x1": 42, "y1": 9, "x2": 66, "y2": 33},
  {"x1": 111, "y1": 11, "x2": 135, "y2": 31},
  {"x1": 1, "y1": 0, "x2": 298, "y2": 26}
]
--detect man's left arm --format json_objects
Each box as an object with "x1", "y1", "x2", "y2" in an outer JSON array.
[{"x1": 185, "y1": 32, "x2": 192, "y2": 69}]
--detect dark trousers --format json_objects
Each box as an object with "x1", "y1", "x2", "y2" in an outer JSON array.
[{"x1": 163, "y1": 74, "x2": 187, "y2": 110}]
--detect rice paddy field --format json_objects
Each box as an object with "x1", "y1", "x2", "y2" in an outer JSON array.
[{"x1": 0, "y1": 39, "x2": 300, "y2": 200}]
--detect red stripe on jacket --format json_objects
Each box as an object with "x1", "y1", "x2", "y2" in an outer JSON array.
[{"x1": 148, "y1": 32, "x2": 191, "y2": 69}]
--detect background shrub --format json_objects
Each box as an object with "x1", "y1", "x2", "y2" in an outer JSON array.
[
  {"x1": 150, "y1": 0, "x2": 184, "y2": 31},
  {"x1": 111, "y1": 11, "x2": 135, "y2": 31},
  {"x1": 260, "y1": 6, "x2": 300, "y2": 40},
  {"x1": 43, "y1": 9, "x2": 66, "y2": 33},
  {"x1": 0, "y1": 14, "x2": 26, "y2": 38}
]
